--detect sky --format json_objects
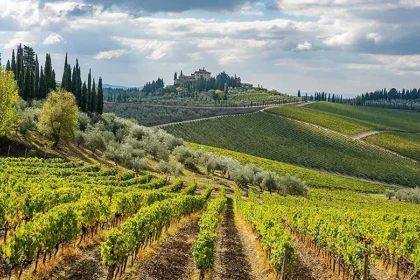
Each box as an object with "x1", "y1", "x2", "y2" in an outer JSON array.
[{"x1": 1, "y1": 0, "x2": 420, "y2": 95}]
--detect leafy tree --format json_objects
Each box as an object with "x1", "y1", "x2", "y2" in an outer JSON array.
[
  {"x1": 0, "y1": 68, "x2": 20, "y2": 135},
  {"x1": 37, "y1": 90, "x2": 79, "y2": 147},
  {"x1": 385, "y1": 189, "x2": 395, "y2": 200},
  {"x1": 84, "y1": 127, "x2": 105, "y2": 154}
]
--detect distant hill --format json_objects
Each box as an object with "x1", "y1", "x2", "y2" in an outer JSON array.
[{"x1": 103, "y1": 84, "x2": 141, "y2": 90}]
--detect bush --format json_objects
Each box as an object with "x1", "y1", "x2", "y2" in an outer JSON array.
[
  {"x1": 128, "y1": 157, "x2": 148, "y2": 172},
  {"x1": 18, "y1": 107, "x2": 40, "y2": 133},
  {"x1": 78, "y1": 112, "x2": 91, "y2": 131},
  {"x1": 385, "y1": 189, "x2": 395, "y2": 200},
  {"x1": 278, "y1": 174, "x2": 308, "y2": 196},
  {"x1": 74, "y1": 130, "x2": 85, "y2": 147},
  {"x1": 172, "y1": 146, "x2": 198, "y2": 168},
  {"x1": 84, "y1": 127, "x2": 105, "y2": 154}
]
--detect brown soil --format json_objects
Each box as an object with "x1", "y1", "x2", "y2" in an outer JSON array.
[
  {"x1": 124, "y1": 215, "x2": 200, "y2": 280},
  {"x1": 289, "y1": 242, "x2": 338, "y2": 280},
  {"x1": 210, "y1": 197, "x2": 253, "y2": 280},
  {"x1": 34, "y1": 244, "x2": 107, "y2": 280}
]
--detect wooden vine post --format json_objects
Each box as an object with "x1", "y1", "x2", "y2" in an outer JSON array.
[
  {"x1": 363, "y1": 253, "x2": 369, "y2": 280},
  {"x1": 280, "y1": 248, "x2": 290, "y2": 280}
]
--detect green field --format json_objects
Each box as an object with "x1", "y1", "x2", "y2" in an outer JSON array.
[
  {"x1": 365, "y1": 132, "x2": 420, "y2": 161},
  {"x1": 267, "y1": 102, "x2": 420, "y2": 134},
  {"x1": 166, "y1": 112, "x2": 420, "y2": 187},
  {"x1": 188, "y1": 143, "x2": 391, "y2": 193}
]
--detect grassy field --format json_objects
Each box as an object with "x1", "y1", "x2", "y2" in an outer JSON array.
[
  {"x1": 365, "y1": 132, "x2": 420, "y2": 161},
  {"x1": 267, "y1": 102, "x2": 420, "y2": 134},
  {"x1": 166, "y1": 112, "x2": 420, "y2": 187},
  {"x1": 188, "y1": 143, "x2": 392, "y2": 193}
]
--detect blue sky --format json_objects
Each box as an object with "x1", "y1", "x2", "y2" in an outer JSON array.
[{"x1": 1, "y1": 0, "x2": 420, "y2": 94}]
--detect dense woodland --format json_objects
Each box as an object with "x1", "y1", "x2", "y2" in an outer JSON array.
[{"x1": 0, "y1": 47, "x2": 104, "y2": 114}]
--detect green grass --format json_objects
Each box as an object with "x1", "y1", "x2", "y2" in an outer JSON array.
[
  {"x1": 166, "y1": 112, "x2": 420, "y2": 187},
  {"x1": 365, "y1": 132, "x2": 420, "y2": 161},
  {"x1": 267, "y1": 102, "x2": 420, "y2": 134},
  {"x1": 188, "y1": 143, "x2": 392, "y2": 194}
]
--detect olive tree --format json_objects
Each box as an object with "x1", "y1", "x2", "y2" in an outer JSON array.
[
  {"x1": 0, "y1": 68, "x2": 20, "y2": 136},
  {"x1": 37, "y1": 90, "x2": 79, "y2": 147}
]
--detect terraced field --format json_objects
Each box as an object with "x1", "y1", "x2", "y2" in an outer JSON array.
[
  {"x1": 267, "y1": 102, "x2": 420, "y2": 135},
  {"x1": 165, "y1": 112, "x2": 420, "y2": 187}
]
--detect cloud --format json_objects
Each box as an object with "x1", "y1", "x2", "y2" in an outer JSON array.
[
  {"x1": 112, "y1": 37, "x2": 176, "y2": 60},
  {"x1": 94, "y1": 49, "x2": 126, "y2": 59},
  {"x1": 293, "y1": 41, "x2": 312, "y2": 51},
  {"x1": 40, "y1": 0, "x2": 260, "y2": 14},
  {"x1": 43, "y1": 33, "x2": 64, "y2": 45},
  {"x1": 4, "y1": 31, "x2": 34, "y2": 49}
]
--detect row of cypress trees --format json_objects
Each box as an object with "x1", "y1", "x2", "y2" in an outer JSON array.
[{"x1": 3, "y1": 45, "x2": 103, "y2": 114}]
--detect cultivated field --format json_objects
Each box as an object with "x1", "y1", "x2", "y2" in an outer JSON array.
[
  {"x1": 165, "y1": 112, "x2": 420, "y2": 187},
  {"x1": 267, "y1": 102, "x2": 420, "y2": 134}
]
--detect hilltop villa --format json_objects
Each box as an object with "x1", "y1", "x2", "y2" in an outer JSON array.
[{"x1": 175, "y1": 68, "x2": 211, "y2": 84}]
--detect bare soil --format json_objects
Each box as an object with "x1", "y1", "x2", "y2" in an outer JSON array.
[
  {"x1": 210, "y1": 197, "x2": 253, "y2": 280},
  {"x1": 124, "y1": 215, "x2": 201, "y2": 280}
]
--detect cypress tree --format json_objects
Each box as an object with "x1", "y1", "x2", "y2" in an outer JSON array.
[
  {"x1": 81, "y1": 81, "x2": 88, "y2": 112},
  {"x1": 97, "y1": 77, "x2": 103, "y2": 114},
  {"x1": 39, "y1": 66, "x2": 46, "y2": 98},
  {"x1": 11, "y1": 49, "x2": 16, "y2": 77},
  {"x1": 87, "y1": 69, "x2": 92, "y2": 111},
  {"x1": 6, "y1": 60, "x2": 11, "y2": 71},
  {"x1": 52, "y1": 69, "x2": 56, "y2": 90},
  {"x1": 44, "y1": 53, "x2": 53, "y2": 95},
  {"x1": 91, "y1": 79, "x2": 96, "y2": 113},
  {"x1": 71, "y1": 66, "x2": 77, "y2": 99},
  {"x1": 16, "y1": 44, "x2": 23, "y2": 79},
  {"x1": 30, "y1": 70, "x2": 35, "y2": 99},
  {"x1": 17, "y1": 56, "x2": 25, "y2": 95},
  {"x1": 23, "y1": 67, "x2": 31, "y2": 100},
  {"x1": 34, "y1": 55, "x2": 39, "y2": 98},
  {"x1": 61, "y1": 52, "x2": 68, "y2": 90}
]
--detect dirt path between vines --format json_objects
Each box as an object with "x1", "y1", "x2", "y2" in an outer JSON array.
[
  {"x1": 153, "y1": 102, "x2": 304, "y2": 128},
  {"x1": 125, "y1": 215, "x2": 200, "y2": 280},
  {"x1": 351, "y1": 130, "x2": 389, "y2": 139},
  {"x1": 210, "y1": 197, "x2": 254, "y2": 280}
]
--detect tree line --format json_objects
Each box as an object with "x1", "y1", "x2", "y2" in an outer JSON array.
[
  {"x1": 352, "y1": 88, "x2": 420, "y2": 105},
  {"x1": 141, "y1": 78, "x2": 165, "y2": 94},
  {"x1": 301, "y1": 90, "x2": 344, "y2": 103},
  {"x1": 174, "y1": 71, "x2": 242, "y2": 93},
  {"x1": 105, "y1": 87, "x2": 140, "y2": 102},
  {"x1": 1, "y1": 46, "x2": 104, "y2": 114}
]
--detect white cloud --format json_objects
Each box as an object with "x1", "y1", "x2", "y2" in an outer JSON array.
[
  {"x1": 43, "y1": 33, "x2": 64, "y2": 45},
  {"x1": 4, "y1": 31, "x2": 34, "y2": 49},
  {"x1": 293, "y1": 41, "x2": 312, "y2": 51},
  {"x1": 112, "y1": 37, "x2": 175, "y2": 60},
  {"x1": 94, "y1": 49, "x2": 126, "y2": 59}
]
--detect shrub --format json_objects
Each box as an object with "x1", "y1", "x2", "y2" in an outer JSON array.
[{"x1": 278, "y1": 174, "x2": 308, "y2": 196}]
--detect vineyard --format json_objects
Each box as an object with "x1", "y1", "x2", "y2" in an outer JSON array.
[
  {"x1": 165, "y1": 112, "x2": 420, "y2": 187},
  {"x1": 0, "y1": 156, "x2": 224, "y2": 279},
  {"x1": 232, "y1": 186, "x2": 420, "y2": 280},
  {"x1": 365, "y1": 132, "x2": 420, "y2": 161},
  {"x1": 1, "y1": 145, "x2": 420, "y2": 280},
  {"x1": 188, "y1": 143, "x2": 391, "y2": 193},
  {"x1": 267, "y1": 102, "x2": 420, "y2": 135}
]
